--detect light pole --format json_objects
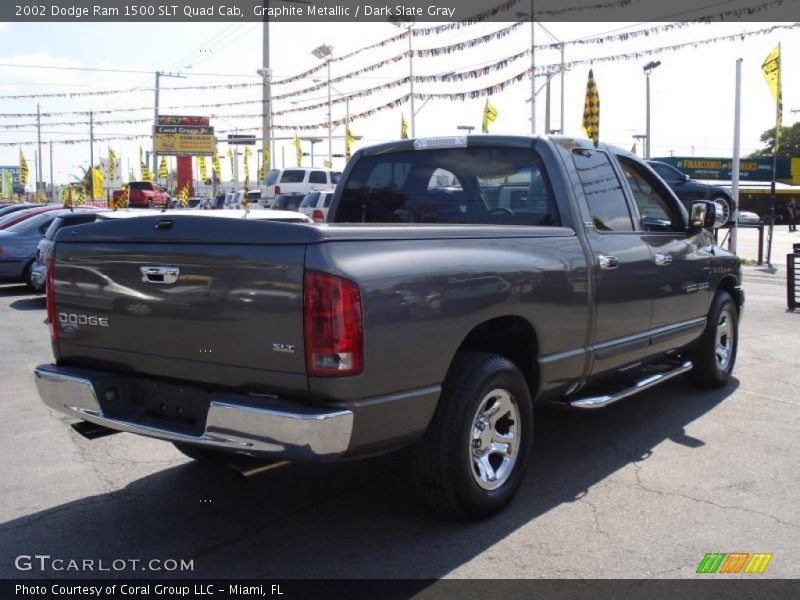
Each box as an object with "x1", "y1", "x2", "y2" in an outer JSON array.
[
  {"x1": 311, "y1": 44, "x2": 334, "y2": 167},
  {"x1": 632, "y1": 134, "x2": 647, "y2": 156},
  {"x1": 153, "y1": 70, "x2": 186, "y2": 176},
  {"x1": 643, "y1": 60, "x2": 661, "y2": 159},
  {"x1": 257, "y1": 67, "x2": 273, "y2": 174},
  {"x1": 391, "y1": 18, "x2": 416, "y2": 138},
  {"x1": 306, "y1": 137, "x2": 323, "y2": 167}
]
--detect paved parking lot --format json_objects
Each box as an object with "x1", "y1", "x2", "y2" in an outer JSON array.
[{"x1": 0, "y1": 236, "x2": 798, "y2": 579}]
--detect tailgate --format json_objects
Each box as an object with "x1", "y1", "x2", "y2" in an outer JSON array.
[{"x1": 51, "y1": 215, "x2": 317, "y2": 391}]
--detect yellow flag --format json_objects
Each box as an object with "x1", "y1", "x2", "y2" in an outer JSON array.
[
  {"x1": 211, "y1": 148, "x2": 221, "y2": 180},
  {"x1": 481, "y1": 99, "x2": 498, "y2": 134},
  {"x1": 761, "y1": 44, "x2": 782, "y2": 152},
  {"x1": 292, "y1": 133, "x2": 302, "y2": 167},
  {"x1": 345, "y1": 125, "x2": 355, "y2": 161},
  {"x1": 243, "y1": 147, "x2": 252, "y2": 183},
  {"x1": 107, "y1": 147, "x2": 116, "y2": 183},
  {"x1": 258, "y1": 144, "x2": 268, "y2": 182},
  {"x1": 582, "y1": 69, "x2": 600, "y2": 146},
  {"x1": 226, "y1": 148, "x2": 235, "y2": 179},
  {"x1": 91, "y1": 167, "x2": 104, "y2": 200},
  {"x1": 400, "y1": 114, "x2": 409, "y2": 139},
  {"x1": 158, "y1": 157, "x2": 168, "y2": 180},
  {"x1": 178, "y1": 184, "x2": 190, "y2": 208},
  {"x1": 197, "y1": 156, "x2": 207, "y2": 182},
  {"x1": 19, "y1": 150, "x2": 29, "y2": 185}
]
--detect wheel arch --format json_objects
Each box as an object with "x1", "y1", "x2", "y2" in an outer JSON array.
[
  {"x1": 716, "y1": 274, "x2": 744, "y2": 313},
  {"x1": 450, "y1": 315, "x2": 539, "y2": 400}
]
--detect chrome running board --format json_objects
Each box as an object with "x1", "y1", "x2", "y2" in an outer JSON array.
[{"x1": 570, "y1": 361, "x2": 693, "y2": 409}]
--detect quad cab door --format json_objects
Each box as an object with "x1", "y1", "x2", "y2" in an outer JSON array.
[
  {"x1": 569, "y1": 147, "x2": 657, "y2": 374},
  {"x1": 614, "y1": 153, "x2": 713, "y2": 349}
]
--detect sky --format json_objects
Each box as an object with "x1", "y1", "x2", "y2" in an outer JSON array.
[{"x1": 0, "y1": 17, "x2": 798, "y2": 189}]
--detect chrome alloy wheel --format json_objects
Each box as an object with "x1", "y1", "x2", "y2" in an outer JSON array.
[
  {"x1": 469, "y1": 388, "x2": 521, "y2": 491},
  {"x1": 715, "y1": 308, "x2": 735, "y2": 371}
]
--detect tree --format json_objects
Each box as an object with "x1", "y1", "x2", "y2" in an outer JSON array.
[{"x1": 749, "y1": 121, "x2": 800, "y2": 159}]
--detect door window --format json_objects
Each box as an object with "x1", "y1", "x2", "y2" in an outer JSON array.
[
  {"x1": 280, "y1": 170, "x2": 305, "y2": 183},
  {"x1": 571, "y1": 150, "x2": 634, "y2": 232},
  {"x1": 617, "y1": 156, "x2": 682, "y2": 230}
]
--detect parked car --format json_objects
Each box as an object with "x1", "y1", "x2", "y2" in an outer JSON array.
[
  {"x1": 0, "y1": 210, "x2": 64, "y2": 287},
  {"x1": 36, "y1": 136, "x2": 739, "y2": 519},
  {"x1": 113, "y1": 181, "x2": 169, "y2": 209},
  {"x1": 271, "y1": 193, "x2": 304, "y2": 212},
  {"x1": 30, "y1": 209, "x2": 103, "y2": 292},
  {"x1": 737, "y1": 210, "x2": 761, "y2": 225},
  {"x1": 647, "y1": 160, "x2": 733, "y2": 224},
  {"x1": 260, "y1": 167, "x2": 341, "y2": 208},
  {"x1": 0, "y1": 203, "x2": 37, "y2": 219},
  {"x1": 299, "y1": 190, "x2": 336, "y2": 222},
  {"x1": 0, "y1": 205, "x2": 66, "y2": 230}
]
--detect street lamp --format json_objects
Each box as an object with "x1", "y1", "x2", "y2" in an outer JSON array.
[
  {"x1": 311, "y1": 43, "x2": 334, "y2": 167},
  {"x1": 391, "y1": 17, "x2": 416, "y2": 138},
  {"x1": 643, "y1": 60, "x2": 661, "y2": 159}
]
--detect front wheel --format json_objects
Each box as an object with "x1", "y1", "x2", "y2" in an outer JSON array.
[
  {"x1": 687, "y1": 291, "x2": 739, "y2": 388},
  {"x1": 411, "y1": 353, "x2": 533, "y2": 519}
]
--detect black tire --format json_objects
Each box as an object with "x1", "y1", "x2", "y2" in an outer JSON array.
[
  {"x1": 411, "y1": 352, "x2": 533, "y2": 520},
  {"x1": 711, "y1": 195, "x2": 731, "y2": 224},
  {"x1": 173, "y1": 442, "x2": 227, "y2": 464},
  {"x1": 22, "y1": 261, "x2": 36, "y2": 291},
  {"x1": 686, "y1": 291, "x2": 738, "y2": 388}
]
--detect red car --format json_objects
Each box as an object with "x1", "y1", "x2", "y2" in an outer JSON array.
[{"x1": 0, "y1": 205, "x2": 66, "y2": 230}]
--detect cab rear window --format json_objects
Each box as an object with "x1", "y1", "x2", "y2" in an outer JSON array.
[{"x1": 335, "y1": 147, "x2": 560, "y2": 226}]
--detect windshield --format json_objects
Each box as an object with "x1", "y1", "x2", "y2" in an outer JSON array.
[
  {"x1": 335, "y1": 147, "x2": 560, "y2": 226},
  {"x1": 300, "y1": 193, "x2": 319, "y2": 208},
  {"x1": 45, "y1": 213, "x2": 98, "y2": 240},
  {"x1": 128, "y1": 182, "x2": 154, "y2": 191},
  {"x1": 265, "y1": 169, "x2": 280, "y2": 185}
]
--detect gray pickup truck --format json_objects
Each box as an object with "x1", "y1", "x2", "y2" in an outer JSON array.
[{"x1": 35, "y1": 136, "x2": 742, "y2": 519}]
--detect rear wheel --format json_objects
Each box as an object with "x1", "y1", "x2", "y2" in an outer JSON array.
[
  {"x1": 411, "y1": 352, "x2": 533, "y2": 519},
  {"x1": 687, "y1": 291, "x2": 738, "y2": 388}
]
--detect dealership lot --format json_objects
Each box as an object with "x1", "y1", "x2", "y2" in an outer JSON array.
[{"x1": 0, "y1": 241, "x2": 798, "y2": 579}]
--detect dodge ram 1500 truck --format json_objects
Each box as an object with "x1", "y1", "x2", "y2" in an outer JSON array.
[{"x1": 35, "y1": 136, "x2": 742, "y2": 519}]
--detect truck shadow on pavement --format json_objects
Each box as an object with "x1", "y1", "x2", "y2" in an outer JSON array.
[
  {"x1": 0, "y1": 284, "x2": 39, "y2": 299},
  {"x1": 0, "y1": 378, "x2": 736, "y2": 580}
]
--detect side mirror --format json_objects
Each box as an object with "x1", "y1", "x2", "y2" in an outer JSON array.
[{"x1": 690, "y1": 201, "x2": 726, "y2": 231}]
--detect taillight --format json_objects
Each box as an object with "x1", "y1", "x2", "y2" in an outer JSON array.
[
  {"x1": 274, "y1": 185, "x2": 281, "y2": 195},
  {"x1": 304, "y1": 271, "x2": 363, "y2": 377},
  {"x1": 312, "y1": 209, "x2": 324, "y2": 222},
  {"x1": 46, "y1": 259, "x2": 58, "y2": 341}
]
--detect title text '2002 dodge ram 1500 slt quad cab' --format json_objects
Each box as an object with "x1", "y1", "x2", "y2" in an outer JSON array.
[{"x1": 35, "y1": 136, "x2": 742, "y2": 519}]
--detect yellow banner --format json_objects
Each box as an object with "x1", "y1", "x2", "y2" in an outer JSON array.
[
  {"x1": 582, "y1": 69, "x2": 600, "y2": 146},
  {"x1": 482, "y1": 100, "x2": 498, "y2": 134},
  {"x1": 91, "y1": 167, "x2": 104, "y2": 200},
  {"x1": 761, "y1": 44, "x2": 782, "y2": 152}
]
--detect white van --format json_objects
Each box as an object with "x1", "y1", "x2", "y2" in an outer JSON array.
[{"x1": 260, "y1": 167, "x2": 341, "y2": 208}]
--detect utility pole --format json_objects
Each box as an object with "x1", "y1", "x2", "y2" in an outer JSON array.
[
  {"x1": 36, "y1": 103, "x2": 43, "y2": 191},
  {"x1": 261, "y1": 13, "x2": 272, "y2": 171},
  {"x1": 643, "y1": 61, "x2": 661, "y2": 159},
  {"x1": 560, "y1": 43, "x2": 565, "y2": 136},
  {"x1": 530, "y1": 5, "x2": 535, "y2": 134},
  {"x1": 89, "y1": 110, "x2": 94, "y2": 199},
  {"x1": 730, "y1": 58, "x2": 742, "y2": 255},
  {"x1": 545, "y1": 74, "x2": 552, "y2": 133},
  {"x1": 49, "y1": 141, "x2": 55, "y2": 203}
]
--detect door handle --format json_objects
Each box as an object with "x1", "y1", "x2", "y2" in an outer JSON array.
[
  {"x1": 598, "y1": 255, "x2": 619, "y2": 270},
  {"x1": 654, "y1": 253, "x2": 673, "y2": 266}
]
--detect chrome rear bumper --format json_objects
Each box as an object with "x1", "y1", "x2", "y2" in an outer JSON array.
[{"x1": 34, "y1": 364, "x2": 353, "y2": 460}]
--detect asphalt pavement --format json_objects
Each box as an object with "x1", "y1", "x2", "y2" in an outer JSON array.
[{"x1": 0, "y1": 243, "x2": 798, "y2": 579}]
